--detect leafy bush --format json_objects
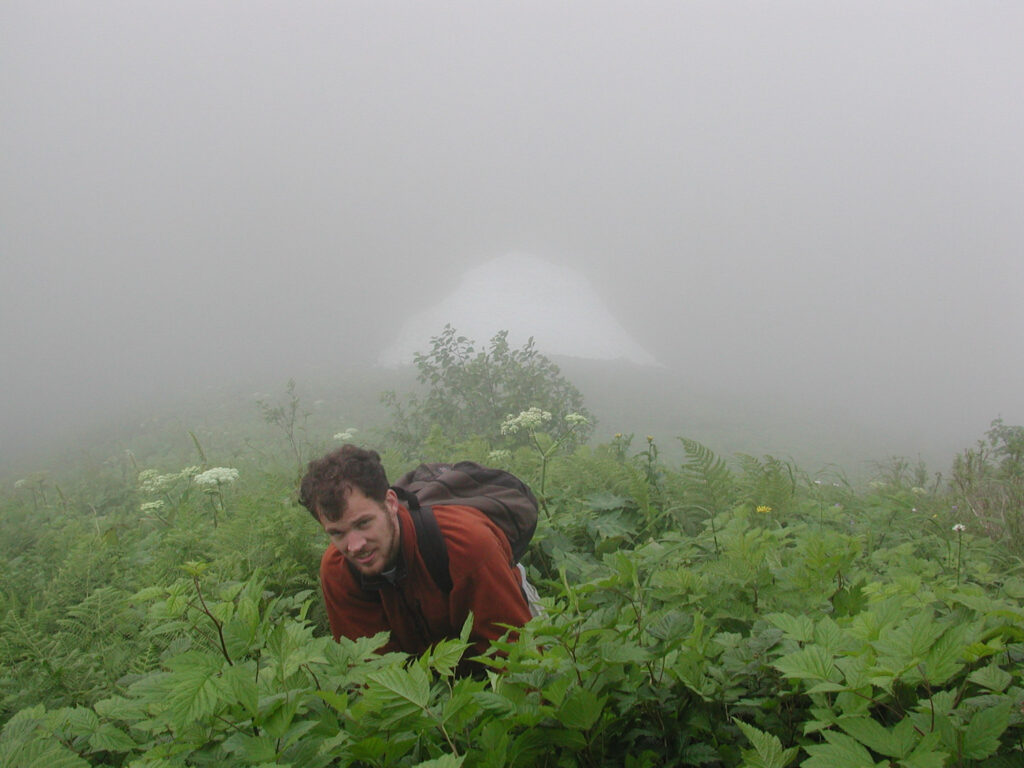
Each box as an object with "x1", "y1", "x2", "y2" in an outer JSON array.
[
  {"x1": 382, "y1": 326, "x2": 593, "y2": 458},
  {"x1": 950, "y1": 418, "x2": 1024, "y2": 551}
]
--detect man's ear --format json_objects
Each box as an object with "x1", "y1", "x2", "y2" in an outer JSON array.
[{"x1": 384, "y1": 488, "x2": 400, "y2": 513}]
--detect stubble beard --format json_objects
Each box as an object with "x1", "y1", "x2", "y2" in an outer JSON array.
[{"x1": 351, "y1": 506, "x2": 401, "y2": 576}]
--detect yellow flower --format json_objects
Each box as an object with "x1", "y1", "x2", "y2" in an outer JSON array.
[{"x1": 756, "y1": 505, "x2": 772, "y2": 514}]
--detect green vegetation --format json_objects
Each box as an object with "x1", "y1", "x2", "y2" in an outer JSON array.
[
  {"x1": 382, "y1": 326, "x2": 593, "y2": 459},
  {"x1": 1, "y1": 338, "x2": 1023, "y2": 766}
]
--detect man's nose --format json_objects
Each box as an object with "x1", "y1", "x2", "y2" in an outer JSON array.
[{"x1": 346, "y1": 532, "x2": 366, "y2": 553}]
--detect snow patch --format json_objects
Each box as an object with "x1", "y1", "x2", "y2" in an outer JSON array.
[{"x1": 378, "y1": 253, "x2": 660, "y2": 367}]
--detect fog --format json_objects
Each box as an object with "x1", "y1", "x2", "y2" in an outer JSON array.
[{"x1": 2, "y1": 2, "x2": 1023, "y2": 473}]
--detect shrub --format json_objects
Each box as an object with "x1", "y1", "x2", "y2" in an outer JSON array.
[{"x1": 382, "y1": 326, "x2": 593, "y2": 458}]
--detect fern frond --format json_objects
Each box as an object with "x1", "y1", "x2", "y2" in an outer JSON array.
[{"x1": 679, "y1": 438, "x2": 735, "y2": 513}]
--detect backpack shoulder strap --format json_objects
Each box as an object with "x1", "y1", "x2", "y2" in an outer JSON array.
[{"x1": 395, "y1": 485, "x2": 453, "y2": 594}]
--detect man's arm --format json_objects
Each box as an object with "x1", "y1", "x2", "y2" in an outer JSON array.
[{"x1": 436, "y1": 507, "x2": 533, "y2": 656}]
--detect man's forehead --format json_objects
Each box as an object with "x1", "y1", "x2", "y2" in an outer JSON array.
[{"x1": 320, "y1": 490, "x2": 383, "y2": 524}]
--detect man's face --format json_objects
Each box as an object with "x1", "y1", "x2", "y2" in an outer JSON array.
[{"x1": 319, "y1": 487, "x2": 401, "y2": 577}]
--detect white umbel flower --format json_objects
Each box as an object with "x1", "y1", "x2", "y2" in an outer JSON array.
[
  {"x1": 501, "y1": 407, "x2": 552, "y2": 435},
  {"x1": 194, "y1": 467, "x2": 240, "y2": 487}
]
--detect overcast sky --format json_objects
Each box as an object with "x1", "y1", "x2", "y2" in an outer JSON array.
[{"x1": 2, "y1": 1, "x2": 1022, "y2": 468}]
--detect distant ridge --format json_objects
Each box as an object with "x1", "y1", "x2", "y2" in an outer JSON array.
[{"x1": 377, "y1": 253, "x2": 660, "y2": 367}]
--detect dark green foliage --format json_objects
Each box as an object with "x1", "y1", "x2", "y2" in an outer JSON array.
[{"x1": 3, "y1": 405, "x2": 1024, "y2": 766}]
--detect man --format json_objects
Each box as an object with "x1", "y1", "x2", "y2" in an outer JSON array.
[{"x1": 299, "y1": 444, "x2": 532, "y2": 664}]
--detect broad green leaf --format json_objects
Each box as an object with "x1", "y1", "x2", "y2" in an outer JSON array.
[
  {"x1": 471, "y1": 692, "x2": 516, "y2": 720},
  {"x1": 280, "y1": 718, "x2": 319, "y2": 750},
  {"x1": 368, "y1": 662, "x2": 431, "y2": 710},
  {"x1": 773, "y1": 645, "x2": 839, "y2": 683},
  {"x1": 586, "y1": 492, "x2": 630, "y2": 512},
  {"x1": 590, "y1": 513, "x2": 633, "y2": 541},
  {"x1": 0, "y1": 708, "x2": 89, "y2": 768},
  {"x1": 813, "y1": 617, "x2": 845, "y2": 655},
  {"x1": 353, "y1": 663, "x2": 432, "y2": 730},
  {"x1": 317, "y1": 730, "x2": 354, "y2": 760},
  {"x1": 93, "y1": 695, "x2": 147, "y2": 724},
  {"x1": 441, "y1": 680, "x2": 479, "y2": 726},
  {"x1": 427, "y1": 636, "x2": 470, "y2": 678},
  {"x1": 222, "y1": 732, "x2": 279, "y2": 763},
  {"x1": 836, "y1": 717, "x2": 914, "y2": 759},
  {"x1": 223, "y1": 597, "x2": 261, "y2": 658},
  {"x1": 542, "y1": 672, "x2": 573, "y2": 707},
  {"x1": 646, "y1": 609, "x2": 693, "y2": 642},
  {"x1": 735, "y1": 719, "x2": 799, "y2": 768},
  {"x1": 678, "y1": 742, "x2": 720, "y2": 765},
  {"x1": 806, "y1": 681, "x2": 849, "y2": 695},
  {"x1": 315, "y1": 689, "x2": 349, "y2": 712},
  {"x1": 971, "y1": 757, "x2": 1023, "y2": 768},
  {"x1": 350, "y1": 734, "x2": 404, "y2": 762},
  {"x1": 49, "y1": 707, "x2": 99, "y2": 739},
  {"x1": 832, "y1": 580, "x2": 869, "y2": 617},
  {"x1": 220, "y1": 663, "x2": 258, "y2": 717},
  {"x1": 411, "y1": 755, "x2": 465, "y2": 768},
  {"x1": 600, "y1": 642, "x2": 651, "y2": 664},
  {"x1": 259, "y1": 694, "x2": 300, "y2": 739},
  {"x1": 919, "y1": 623, "x2": 967, "y2": 686},
  {"x1": 87, "y1": 723, "x2": 137, "y2": 753},
  {"x1": 1002, "y1": 576, "x2": 1024, "y2": 599},
  {"x1": 899, "y1": 731, "x2": 945, "y2": 768},
  {"x1": 163, "y1": 652, "x2": 226, "y2": 731},
  {"x1": 961, "y1": 701, "x2": 1011, "y2": 759},
  {"x1": 558, "y1": 687, "x2": 605, "y2": 730},
  {"x1": 274, "y1": 629, "x2": 328, "y2": 679},
  {"x1": 0, "y1": 738, "x2": 90, "y2": 768},
  {"x1": 962, "y1": 637, "x2": 1005, "y2": 663},
  {"x1": 872, "y1": 609, "x2": 942, "y2": 664},
  {"x1": 968, "y1": 664, "x2": 1012, "y2": 692},
  {"x1": 834, "y1": 655, "x2": 871, "y2": 689},
  {"x1": 802, "y1": 731, "x2": 879, "y2": 768},
  {"x1": 126, "y1": 670, "x2": 173, "y2": 712},
  {"x1": 478, "y1": 721, "x2": 511, "y2": 760}
]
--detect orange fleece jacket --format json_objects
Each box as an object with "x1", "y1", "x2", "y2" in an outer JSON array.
[{"x1": 319, "y1": 502, "x2": 532, "y2": 659}]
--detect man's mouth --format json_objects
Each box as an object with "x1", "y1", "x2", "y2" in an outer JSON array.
[{"x1": 351, "y1": 550, "x2": 376, "y2": 567}]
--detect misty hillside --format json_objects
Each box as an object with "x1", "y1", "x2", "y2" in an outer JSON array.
[{"x1": 2, "y1": 353, "x2": 983, "y2": 487}]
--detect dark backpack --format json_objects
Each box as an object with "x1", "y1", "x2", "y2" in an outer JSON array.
[{"x1": 391, "y1": 461, "x2": 539, "y2": 594}]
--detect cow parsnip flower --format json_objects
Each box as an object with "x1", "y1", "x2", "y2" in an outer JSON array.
[
  {"x1": 501, "y1": 408, "x2": 552, "y2": 435},
  {"x1": 194, "y1": 467, "x2": 240, "y2": 486}
]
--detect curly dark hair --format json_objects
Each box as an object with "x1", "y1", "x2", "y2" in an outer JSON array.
[{"x1": 298, "y1": 445, "x2": 390, "y2": 522}]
